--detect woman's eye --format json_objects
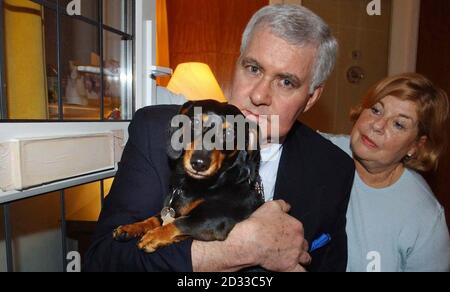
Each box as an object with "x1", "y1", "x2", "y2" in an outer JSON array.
[
  {"x1": 371, "y1": 106, "x2": 381, "y2": 115},
  {"x1": 394, "y1": 122, "x2": 405, "y2": 130}
]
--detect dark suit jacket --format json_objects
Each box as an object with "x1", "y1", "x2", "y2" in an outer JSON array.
[{"x1": 84, "y1": 105, "x2": 355, "y2": 272}]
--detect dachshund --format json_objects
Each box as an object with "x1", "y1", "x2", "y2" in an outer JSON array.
[{"x1": 113, "y1": 100, "x2": 264, "y2": 253}]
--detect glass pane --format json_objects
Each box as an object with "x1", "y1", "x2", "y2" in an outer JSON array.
[
  {"x1": 103, "y1": 30, "x2": 133, "y2": 120},
  {"x1": 44, "y1": 7, "x2": 60, "y2": 120},
  {"x1": 0, "y1": 206, "x2": 6, "y2": 272},
  {"x1": 10, "y1": 192, "x2": 63, "y2": 272},
  {"x1": 103, "y1": 0, "x2": 132, "y2": 34},
  {"x1": 60, "y1": 15, "x2": 101, "y2": 120},
  {"x1": 65, "y1": 182, "x2": 102, "y2": 262},
  {"x1": 103, "y1": 178, "x2": 114, "y2": 198},
  {"x1": 3, "y1": 1, "x2": 48, "y2": 120},
  {"x1": 1, "y1": 0, "x2": 134, "y2": 121}
]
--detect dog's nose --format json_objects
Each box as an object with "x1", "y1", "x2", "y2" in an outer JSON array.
[{"x1": 191, "y1": 159, "x2": 208, "y2": 172}]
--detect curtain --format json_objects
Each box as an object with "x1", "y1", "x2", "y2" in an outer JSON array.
[
  {"x1": 156, "y1": 0, "x2": 170, "y2": 86},
  {"x1": 4, "y1": 0, "x2": 47, "y2": 119}
]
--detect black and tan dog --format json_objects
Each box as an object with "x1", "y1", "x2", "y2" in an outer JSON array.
[{"x1": 113, "y1": 100, "x2": 264, "y2": 252}]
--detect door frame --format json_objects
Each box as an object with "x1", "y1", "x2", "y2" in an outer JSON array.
[{"x1": 388, "y1": 0, "x2": 421, "y2": 75}]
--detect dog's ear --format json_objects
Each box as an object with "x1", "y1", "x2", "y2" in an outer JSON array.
[
  {"x1": 166, "y1": 101, "x2": 194, "y2": 160},
  {"x1": 229, "y1": 122, "x2": 260, "y2": 185},
  {"x1": 247, "y1": 121, "x2": 260, "y2": 161},
  {"x1": 179, "y1": 100, "x2": 194, "y2": 115}
]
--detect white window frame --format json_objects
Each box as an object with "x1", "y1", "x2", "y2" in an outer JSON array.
[{"x1": 0, "y1": 0, "x2": 158, "y2": 203}]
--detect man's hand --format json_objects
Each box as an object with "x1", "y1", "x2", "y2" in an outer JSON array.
[
  {"x1": 243, "y1": 200, "x2": 311, "y2": 271},
  {"x1": 192, "y1": 200, "x2": 311, "y2": 272}
]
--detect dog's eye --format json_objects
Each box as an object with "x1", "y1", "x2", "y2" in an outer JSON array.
[
  {"x1": 224, "y1": 129, "x2": 234, "y2": 141},
  {"x1": 193, "y1": 116, "x2": 201, "y2": 127}
]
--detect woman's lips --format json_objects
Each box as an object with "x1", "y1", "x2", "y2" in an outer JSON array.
[{"x1": 361, "y1": 135, "x2": 378, "y2": 149}]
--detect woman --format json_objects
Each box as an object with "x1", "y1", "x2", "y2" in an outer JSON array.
[{"x1": 322, "y1": 73, "x2": 450, "y2": 272}]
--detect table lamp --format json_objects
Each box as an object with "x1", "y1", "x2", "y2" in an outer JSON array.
[{"x1": 167, "y1": 62, "x2": 226, "y2": 102}]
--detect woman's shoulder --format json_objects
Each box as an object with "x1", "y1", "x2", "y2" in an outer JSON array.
[{"x1": 399, "y1": 169, "x2": 445, "y2": 219}]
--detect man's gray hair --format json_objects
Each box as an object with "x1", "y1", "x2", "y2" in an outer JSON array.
[{"x1": 241, "y1": 4, "x2": 338, "y2": 94}]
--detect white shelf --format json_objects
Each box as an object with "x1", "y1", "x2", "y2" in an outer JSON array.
[{"x1": 0, "y1": 169, "x2": 117, "y2": 204}]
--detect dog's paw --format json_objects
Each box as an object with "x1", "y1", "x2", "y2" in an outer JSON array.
[
  {"x1": 137, "y1": 230, "x2": 161, "y2": 253},
  {"x1": 113, "y1": 225, "x2": 144, "y2": 242},
  {"x1": 137, "y1": 224, "x2": 183, "y2": 253},
  {"x1": 113, "y1": 217, "x2": 163, "y2": 242}
]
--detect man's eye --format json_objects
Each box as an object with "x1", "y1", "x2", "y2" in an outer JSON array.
[
  {"x1": 281, "y1": 79, "x2": 294, "y2": 88},
  {"x1": 246, "y1": 65, "x2": 260, "y2": 74}
]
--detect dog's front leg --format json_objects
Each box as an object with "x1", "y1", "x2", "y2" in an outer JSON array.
[
  {"x1": 113, "y1": 216, "x2": 162, "y2": 242},
  {"x1": 137, "y1": 221, "x2": 188, "y2": 253},
  {"x1": 137, "y1": 214, "x2": 238, "y2": 253}
]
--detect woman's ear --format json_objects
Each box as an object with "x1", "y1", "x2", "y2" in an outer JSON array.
[{"x1": 408, "y1": 135, "x2": 428, "y2": 158}]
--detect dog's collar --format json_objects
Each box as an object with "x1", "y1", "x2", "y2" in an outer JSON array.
[
  {"x1": 252, "y1": 175, "x2": 265, "y2": 202},
  {"x1": 161, "y1": 188, "x2": 183, "y2": 225}
]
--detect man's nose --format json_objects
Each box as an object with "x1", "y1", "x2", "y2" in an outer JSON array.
[{"x1": 249, "y1": 78, "x2": 272, "y2": 106}]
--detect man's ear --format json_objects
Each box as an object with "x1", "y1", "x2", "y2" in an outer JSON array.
[{"x1": 304, "y1": 86, "x2": 324, "y2": 113}]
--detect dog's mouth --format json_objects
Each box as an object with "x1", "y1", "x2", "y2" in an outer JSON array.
[{"x1": 185, "y1": 169, "x2": 212, "y2": 180}]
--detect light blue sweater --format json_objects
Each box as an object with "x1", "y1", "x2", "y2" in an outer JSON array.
[{"x1": 322, "y1": 133, "x2": 450, "y2": 272}]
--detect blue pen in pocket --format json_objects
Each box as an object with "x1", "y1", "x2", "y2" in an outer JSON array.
[{"x1": 310, "y1": 233, "x2": 331, "y2": 252}]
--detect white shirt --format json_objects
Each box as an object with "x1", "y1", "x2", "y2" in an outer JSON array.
[{"x1": 259, "y1": 144, "x2": 283, "y2": 202}]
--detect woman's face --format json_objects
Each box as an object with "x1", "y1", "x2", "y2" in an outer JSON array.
[{"x1": 351, "y1": 95, "x2": 426, "y2": 170}]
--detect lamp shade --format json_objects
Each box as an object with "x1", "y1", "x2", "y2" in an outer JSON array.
[{"x1": 167, "y1": 62, "x2": 226, "y2": 102}]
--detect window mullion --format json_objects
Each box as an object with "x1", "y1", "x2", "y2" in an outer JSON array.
[
  {"x1": 99, "y1": 0, "x2": 104, "y2": 120},
  {"x1": 56, "y1": 0, "x2": 63, "y2": 120},
  {"x1": 0, "y1": 0, "x2": 7, "y2": 119}
]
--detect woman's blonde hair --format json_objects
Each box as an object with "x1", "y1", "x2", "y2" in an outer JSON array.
[{"x1": 350, "y1": 73, "x2": 449, "y2": 172}]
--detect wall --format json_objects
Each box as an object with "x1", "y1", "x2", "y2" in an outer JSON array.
[
  {"x1": 300, "y1": 0, "x2": 392, "y2": 134},
  {"x1": 416, "y1": 0, "x2": 450, "y2": 225},
  {"x1": 166, "y1": 0, "x2": 269, "y2": 99},
  {"x1": 388, "y1": 0, "x2": 420, "y2": 75}
]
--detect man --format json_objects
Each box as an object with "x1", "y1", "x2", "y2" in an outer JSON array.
[{"x1": 84, "y1": 4, "x2": 355, "y2": 272}]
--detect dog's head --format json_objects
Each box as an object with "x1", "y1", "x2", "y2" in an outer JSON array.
[{"x1": 168, "y1": 100, "x2": 260, "y2": 185}]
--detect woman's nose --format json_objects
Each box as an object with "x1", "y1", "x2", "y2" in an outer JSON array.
[
  {"x1": 249, "y1": 79, "x2": 272, "y2": 106},
  {"x1": 371, "y1": 117, "x2": 387, "y2": 133}
]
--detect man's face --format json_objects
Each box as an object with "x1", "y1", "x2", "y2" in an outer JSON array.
[{"x1": 229, "y1": 27, "x2": 322, "y2": 142}]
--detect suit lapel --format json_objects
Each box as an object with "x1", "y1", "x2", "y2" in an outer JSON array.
[{"x1": 274, "y1": 123, "x2": 324, "y2": 241}]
